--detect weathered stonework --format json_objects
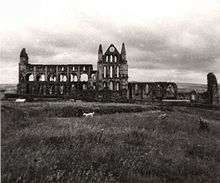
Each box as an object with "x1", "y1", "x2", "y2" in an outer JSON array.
[
  {"x1": 17, "y1": 43, "x2": 178, "y2": 102},
  {"x1": 128, "y1": 82, "x2": 178, "y2": 102},
  {"x1": 207, "y1": 73, "x2": 219, "y2": 105}
]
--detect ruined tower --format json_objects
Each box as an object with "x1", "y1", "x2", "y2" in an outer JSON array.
[
  {"x1": 97, "y1": 43, "x2": 128, "y2": 98},
  {"x1": 207, "y1": 72, "x2": 219, "y2": 105},
  {"x1": 17, "y1": 48, "x2": 29, "y2": 94}
]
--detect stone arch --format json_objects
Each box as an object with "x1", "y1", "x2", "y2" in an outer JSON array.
[
  {"x1": 109, "y1": 81, "x2": 113, "y2": 90},
  {"x1": 36, "y1": 74, "x2": 45, "y2": 81},
  {"x1": 156, "y1": 84, "x2": 162, "y2": 98},
  {"x1": 80, "y1": 73, "x2": 88, "y2": 81},
  {"x1": 59, "y1": 74, "x2": 67, "y2": 82},
  {"x1": 70, "y1": 74, "x2": 78, "y2": 82},
  {"x1": 103, "y1": 81, "x2": 107, "y2": 89},
  {"x1": 82, "y1": 83, "x2": 86, "y2": 90},
  {"x1": 74, "y1": 75, "x2": 78, "y2": 82},
  {"x1": 93, "y1": 83, "x2": 96, "y2": 90},
  {"x1": 61, "y1": 67, "x2": 65, "y2": 71},
  {"x1": 166, "y1": 84, "x2": 175, "y2": 97},
  {"x1": 135, "y1": 84, "x2": 138, "y2": 92},
  {"x1": 116, "y1": 82, "x2": 120, "y2": 91},
  {"x1": 145, "y1": 84, "x2": 149, "y2": 94},
  {"x1": 25, "y1": 73, "x2": 34, "y2": 81},
  {"x1": 48, "y1": 74, "x2": 56, "y2": 81},
  {"x1": 91, "y1": 73, "x2": 96, "y2": 80}
]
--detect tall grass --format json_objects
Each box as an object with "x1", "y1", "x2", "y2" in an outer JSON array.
[{"x1": 1, "y1": 101, "x2": 220, "y2": 182}]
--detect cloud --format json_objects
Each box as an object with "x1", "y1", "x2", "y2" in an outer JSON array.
[{"x1": 1, "y1": 0, "x2": 220, "y2": 83}]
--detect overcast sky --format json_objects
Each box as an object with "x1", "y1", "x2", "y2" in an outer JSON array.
[{"x1": 1, "y1": 0, "x2": 220, "y2": 84}]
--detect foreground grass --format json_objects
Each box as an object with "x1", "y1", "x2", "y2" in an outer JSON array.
[{"x1": 1, "y1": 101, "x2": 220, "y2": 183}]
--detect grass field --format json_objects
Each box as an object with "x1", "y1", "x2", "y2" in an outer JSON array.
[{"x1": 1, "y1": 101, "x2": 220, "y2": 183}]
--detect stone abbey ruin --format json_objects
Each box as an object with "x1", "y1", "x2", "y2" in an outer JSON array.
[{"x1": 17, "y1": 43, "x2": 219, "y2": 105}]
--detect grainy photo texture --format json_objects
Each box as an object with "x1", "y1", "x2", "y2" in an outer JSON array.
[{"x1": 1, "y1": 0, "x2": 220, "y2": 182}]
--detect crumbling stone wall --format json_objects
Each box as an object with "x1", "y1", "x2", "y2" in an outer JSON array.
[
  {"x1": 17, "y1": 48, "x2": 96, "y2": 97},
  {"x1": 128, "y1": 82, "x2": 177, "y2": 101},
  {"x1": 17, "y1": 44, "x2": 178, "y2": 102},
  {"x1": 207, "y1": 72, "x2": 219, "y2": 105}
]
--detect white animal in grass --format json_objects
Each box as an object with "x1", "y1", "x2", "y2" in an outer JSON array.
[
  {"x1": 15, "y1": 98, "x2": 26, "y2": 103},
  {"x1": 83, "y1": 112, "x2": 95, "y2": 117}
]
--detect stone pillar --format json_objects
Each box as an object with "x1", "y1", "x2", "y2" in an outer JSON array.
[
  {"x1": 45, "y1": 66, "x2": 48, "y2": 81},
  {"x1": 56, "y1": 66, "x2": 59, "y2": 94},
  {"x1": 77, "y1": 66, "x2": 81, "y2": 81},
  {"x1": 33, "y1": 66, "x2": 37, "y2": 81},
  {"x1": 56, "y1": 66, "x2": 59, "y2": 82},
  {"x1": 67, "y1": 66, "x2": 70, "y2": 82},
  {"x1": 66, "y1": 66, "x2": 70, "y2": 95},
  {"x1": 207, "y1": 73, "x2": 219, "y2": 105}
]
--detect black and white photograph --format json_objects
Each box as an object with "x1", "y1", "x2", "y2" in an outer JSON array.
[{"x1": 1, "y1": 0, "x2": 220, "y2": 182}]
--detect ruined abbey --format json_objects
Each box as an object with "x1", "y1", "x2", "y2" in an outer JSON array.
[{"x1": 17, "y1": 43, "x2": 219, "y2": 105}]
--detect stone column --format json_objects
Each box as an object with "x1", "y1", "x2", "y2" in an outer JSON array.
[
  {"x1": 56, "y1": 66, "x2": 59, "y2": 94},
  {"x1": 45, "y1": 66, "x2": 48, "y2": 81},
  {"x1": 33, "y1": 66, "x2": 37, "y2": 81},
  {"x1": 77, "y1": 66, "x2": 81, "y2": 81},
  {"x1": 66, "y1": 66, "x2": 70, "y2": 95}
]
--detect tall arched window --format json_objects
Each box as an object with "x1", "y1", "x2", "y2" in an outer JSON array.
[
  {"x1": 103, "y1": 82, "x2": 107, "y2": 88},
  {"x1": 135, "y1": 84, "x2": 139, "y2": 94},
  {"x1": 106, "y1": 55, "x2": 108, "y2": 62},
  {"x1": 116, "y1": 82, "x2": 120, "y2": 91},
  {"x1": 41, "y1": 75, "x2": 46, "y2": 81},
  {"x1": 103, "y1": 66, "x2": 107, "y2": 78},
  {"x1": 115, "y1": 56, "x2": 117, "y2": 62},
  {"x1": 110, "y1": 66, "x2": 113, "y2": 78},
  {"x1": 110, "y1": 55, "x2": 113, "y2": 62},
  {"x1": 116, "y1": 66, "x2": 119, "y2": 78},
  {"x1": 26, "y1": 73, "x2": 34, "y2": 81},
  {"x1": 74, "y1": 75, "x2": 78, "y2": 82},
  {"x1": 109, "y1": 81, "x2": 113, "y2": 90},
  {"x1": 145, "y1": 84, "x2": 149, "y2": 94}
]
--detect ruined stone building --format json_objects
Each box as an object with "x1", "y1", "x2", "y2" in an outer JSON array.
[{"x1": 18, "y1": 43, "x2": 219, "y2": 104}]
